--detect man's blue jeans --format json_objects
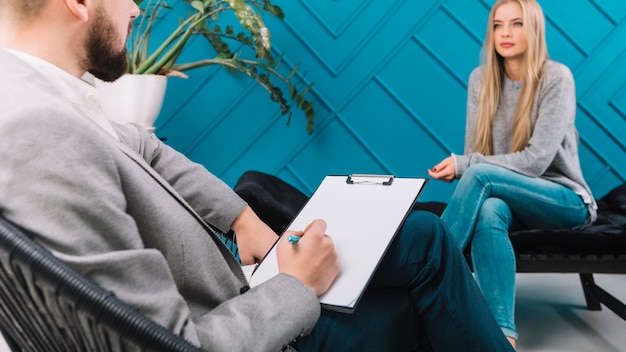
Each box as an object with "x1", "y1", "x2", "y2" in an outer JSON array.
[
  {"x1": 441, "y1": 164, "x2": 588, "y2": 339},
  {"x1": 295, "y1": 210, "x2": 515, "y2": 351}
]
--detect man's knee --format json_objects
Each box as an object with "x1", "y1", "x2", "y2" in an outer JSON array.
[
  {"x1": 402, "y1": 210, "x2": 450, "y2": 248},
  {"x1": 405, "y1": 209, "x2": 445, "y2": 230}
]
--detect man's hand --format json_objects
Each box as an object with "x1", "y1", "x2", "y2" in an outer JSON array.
[
  {"x1": 427, "y1": 156, "x2": 456, "y2": 182},
  {"x1": 276, "y1": 219, "x2": 340, "y2": 297},
  {"x1": 230, "y1": 206, "x2": 278, "y2": 265}
]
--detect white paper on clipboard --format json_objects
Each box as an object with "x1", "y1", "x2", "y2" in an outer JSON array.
[{"x1": 248, "y1": 174, "x2": 427, "y2": 313}]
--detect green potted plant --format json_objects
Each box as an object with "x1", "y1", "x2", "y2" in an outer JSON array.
[{"x1": 97, "y1": 0, "x2": 315, "y2": 133}]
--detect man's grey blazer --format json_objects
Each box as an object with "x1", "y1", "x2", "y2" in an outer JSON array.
[{"x1": 0, "y1": 49, "x2": 319, "y2": 351}]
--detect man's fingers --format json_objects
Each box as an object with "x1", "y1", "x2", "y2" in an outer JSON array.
[{"x1": 303, "y1": 219, "x2": 327, "y2": 236}]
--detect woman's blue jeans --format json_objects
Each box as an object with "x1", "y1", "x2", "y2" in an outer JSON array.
[
  {"x1": 295, "y1": 210, "x2": 515, "y2": 351},
  {"x1": 441, "y1": 164, "x2": 588, "y2": 339}
]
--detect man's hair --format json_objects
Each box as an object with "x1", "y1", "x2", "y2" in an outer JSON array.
[{"x1": 1, "y1": 0, "x2": 48, "y2": 19}]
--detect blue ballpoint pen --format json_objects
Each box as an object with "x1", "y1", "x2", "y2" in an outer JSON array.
[{"x1": 287, "y1": 235, "x2": 301, "y2": 244}]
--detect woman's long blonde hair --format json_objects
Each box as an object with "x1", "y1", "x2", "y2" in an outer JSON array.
[{"x1": 471, "y1": 0, "x2": 548, "y2": 155}]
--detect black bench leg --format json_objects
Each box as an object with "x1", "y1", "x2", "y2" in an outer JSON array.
[{"x1": 580, "y1": 273, "x2": 602, "y2": 311}]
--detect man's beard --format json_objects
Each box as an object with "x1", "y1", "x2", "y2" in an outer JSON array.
[{"x1": 84, "y1": 7, "x2": 130, "y2": 82}]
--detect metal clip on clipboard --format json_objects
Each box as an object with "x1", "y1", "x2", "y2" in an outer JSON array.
[{"x1": 346, "y1": 174, "x2": 394, "y2": 186}]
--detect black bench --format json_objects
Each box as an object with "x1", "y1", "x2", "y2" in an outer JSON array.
[{"x1": 235, "y1": 171, "x2": 626, "y2": 321}]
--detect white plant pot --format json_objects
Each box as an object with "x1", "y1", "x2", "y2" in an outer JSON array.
[{"x1": 95, "y1": 74, "x2": 168, "y2": 133}]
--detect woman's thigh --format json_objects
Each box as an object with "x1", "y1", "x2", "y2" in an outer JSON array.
[{"x1": 466, "y1": 164, "x2": 587, "y2": 229}]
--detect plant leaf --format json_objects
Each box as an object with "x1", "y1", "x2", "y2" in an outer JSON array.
[
  {"x1": 190, "y1": 0, "x2": 205, "y2": 14},
  {"x1": 128, "y1": 0, "x2": 316, "y2": 132}
]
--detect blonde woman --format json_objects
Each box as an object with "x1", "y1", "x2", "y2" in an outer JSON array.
[{"x1": 428, "y1": 0, "x2": 597, "y2": 348}]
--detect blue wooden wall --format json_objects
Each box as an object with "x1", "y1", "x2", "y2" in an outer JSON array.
[{"x1": 155, "y1": 0, "x2": 626, "y2": 202}]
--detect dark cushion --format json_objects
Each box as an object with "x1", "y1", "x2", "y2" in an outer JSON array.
[
  {"x1": 601, "y1": 182, "x2": 626, "y2": 214},
  {"x1": 234, "y1": 171, "x2": 308, "y2": 234},
  {"x1": 234, "y1": 171, "x2": 626, "y2": 255},
  {"x1": 509, "y1": 183, "x2": 626, "y2": 255}
]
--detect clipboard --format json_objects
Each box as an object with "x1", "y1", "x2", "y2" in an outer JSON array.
[{"x1": 248, "y1": 174, "x2": 428, "y2": 313}]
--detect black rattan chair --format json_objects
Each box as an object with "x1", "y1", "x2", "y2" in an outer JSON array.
[{"x1": 0, "y1": 215, "x2": 204, "y2": 352}]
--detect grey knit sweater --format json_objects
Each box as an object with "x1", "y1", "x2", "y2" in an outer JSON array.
[{"x1": 453, "y1": 60, "x2": 597, "y2": 224}]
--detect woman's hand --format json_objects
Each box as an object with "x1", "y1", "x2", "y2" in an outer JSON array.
[{"x1": 427, "y1": 156, "x2": 457, "y2": 182}]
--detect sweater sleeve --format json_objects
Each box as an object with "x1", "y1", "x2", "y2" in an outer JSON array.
[
  {"x1": 463, "y1": 67, "x2": 482, "y2": 155},
  {"x1": 454, "y1": 62, "x2": 577, "y2": 178}
]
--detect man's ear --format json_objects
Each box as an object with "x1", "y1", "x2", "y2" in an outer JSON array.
[{"x1": 63, "y1": 0, "x2": 92, "y2": 22}]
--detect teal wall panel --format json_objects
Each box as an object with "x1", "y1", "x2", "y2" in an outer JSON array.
[{"x1": 155, "y1": 0, "x2": 626, "y2": 202}]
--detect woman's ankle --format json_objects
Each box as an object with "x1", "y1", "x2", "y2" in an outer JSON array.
[{"x1": 506, "y1": 336, "x2": 516, "y2": 350}]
